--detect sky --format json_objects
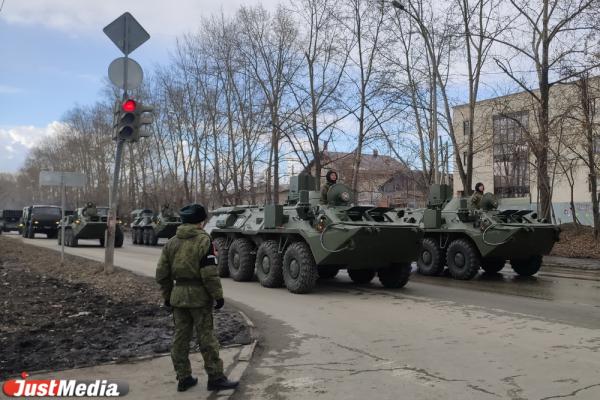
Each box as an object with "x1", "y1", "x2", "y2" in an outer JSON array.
[{"x1": 0, "y1": 0, "x2": 279, "y2": 173}]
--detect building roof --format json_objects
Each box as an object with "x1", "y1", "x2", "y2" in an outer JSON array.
[{"x1": 318, "y1": 150, "x2": 405, "y2": 173}]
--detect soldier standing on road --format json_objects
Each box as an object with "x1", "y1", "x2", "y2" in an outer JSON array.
[
  {"x1": 155, "y1": 203, "x2": 239, "y2": 393},
  {"x1": 320, "y1": 170, "x2": 338, "y2": 205},
  {"x1": 470, "y1": 182, "x2": 485, "y2": 209}
]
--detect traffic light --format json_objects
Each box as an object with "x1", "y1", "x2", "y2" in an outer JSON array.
[
  {"x1": 112, "y1": 99, "x2": 154, "y2": 142},
  {"x1": 135, "y1": 103, "x2": 154, "y2": 140},
  {"x1": 115, "y1": 99, "x2": 137, "y2": 141}
]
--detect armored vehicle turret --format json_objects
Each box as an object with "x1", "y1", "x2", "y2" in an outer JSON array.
[
  {"x1": 204, "y1": 174, "x2": 422, "y2": 294},
  {"x1": 407, "y1": 184, "x2": 560, "y2": 280},
  {"x1": 131, "y1": 205, "x2": 181, "y2": 246},
  {"x1": 58, "y1": 202, "x2": 124, "y2": 247}
]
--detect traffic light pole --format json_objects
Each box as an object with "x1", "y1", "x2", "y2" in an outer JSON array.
[{"x1": 104, "y1": 137, "x2": 125, "y2": 274}]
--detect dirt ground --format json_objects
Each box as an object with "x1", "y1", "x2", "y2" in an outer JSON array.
[
  {"x1": 550, "y1": 223, "x2": 600, "y2": 259},
  {"x1": 0, "y1": 237, "x2": 251, "y2": 380}
]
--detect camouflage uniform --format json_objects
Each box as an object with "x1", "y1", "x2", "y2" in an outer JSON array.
[
  {"x1": 155, "y1": 224, "x2": 225, "y2": 381},
  {"x1": 470, "y1": 191, "x2": 483, "y2": 209},
  {"x1": 320, "y1": 182, "x2": 333, "y2": 205}
]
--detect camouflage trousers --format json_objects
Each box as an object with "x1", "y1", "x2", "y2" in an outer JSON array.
[{"x1": 171, "y1": 306, "x2": 224, "y2": 380}]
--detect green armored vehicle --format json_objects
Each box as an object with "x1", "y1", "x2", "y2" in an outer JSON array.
[
  {"x1": 131, "y1": 205, "x2": 181, "y2": 246},
  {"x1": 204, "y1": 174, "x2": 422, "y2": 294},
  {"x1": 406, "y1": 184, "x2": 560, "y2": 280},
  {"x1": 58, "y1": 202, "x2": 124, "y2": 247}
]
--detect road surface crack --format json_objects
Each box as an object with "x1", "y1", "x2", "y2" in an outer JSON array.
[{"x1": 539, "y1": 382, "x2": 600, "y2": 400}]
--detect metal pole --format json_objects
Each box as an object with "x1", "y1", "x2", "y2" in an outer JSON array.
[
  {"x1": 104, "y1": 139, "x2": 125, "y2": 273},
  {"x1": 60, "y1": 174, "x2": 65, "y2": 265},
  {"x1": 104, "y1": 15, "x2": 130, "y2": 274}
]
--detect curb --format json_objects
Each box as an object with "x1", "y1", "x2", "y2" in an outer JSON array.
[{"x1": 216, "y1": 310, "x2": 258, "y2": 399}]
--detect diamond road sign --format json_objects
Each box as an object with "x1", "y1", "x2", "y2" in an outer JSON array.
[{"x1": 103, "y1": 12, "x2": 150, "y2": 55}]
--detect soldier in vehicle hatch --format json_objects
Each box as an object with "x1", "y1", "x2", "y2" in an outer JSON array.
[
  {"x1": 320, "y1": 170, "x2": 339, "y2": 205},
  {"x1": 470, "y1": 182, "x2": 485, "y2": 209},
  {"x1": 155, "y1": 203, "x2": 239, "y2": 393}
]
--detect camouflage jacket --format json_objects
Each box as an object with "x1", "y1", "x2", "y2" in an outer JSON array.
[
  {"x1": 470, "y1": 191, "x2": 483, "y2": 209},
  {"x1": 155, "y1": 224, "x2": 223, "y2": 308},
  {"x1": 320, "y1": 182, "x2": 333, "y2": 205}
]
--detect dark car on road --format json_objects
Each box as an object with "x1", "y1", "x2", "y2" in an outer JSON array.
[
  {"x1": 0, "y1": 209, "x2": 23, "y2": 234},
  {"x1": 19, "y1": 205, "x2": 62, "y2": 239}
]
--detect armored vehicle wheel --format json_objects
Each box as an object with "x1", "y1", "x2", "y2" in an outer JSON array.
[
  {"x1": 417, "y1": 238, "x2": 446, "y2": 276},
  {"x1": 134, "y1": 229, "x2": 142, "y2": 245},
  {"x1": 228, "y1": 238, "x2": 256, "y2": 281},
  {"x1": 378, "y1": 263, "x2": 411, "y2": 288},
  {"x1": 318, "y1": 266, "x2": 339, "y2": 279},
  {"x1": 115, "y1": 232, "x2": 124, "y2": 248},
  {"x1": 282, "y1": 241, "x2": 318, "y2": 294},
  {"x1": 145, "y1": 229, "x2": 157, "y2": 246},
  {"x1": 348, "y1": 269, "x2": 376, "y2": 284},
  {"x1": 255, "y1": 240, "x2": 284, "y2": 288},
  {"x1": 510, "y1": 255, "x2": 542, "y2": 276},
  {"x1": 143, "y1": 229, "x2": 152, "y2": 245},
  {"x1": 70, "y1": 232, "x2": 79, "y2": 247},
  {"x1": 446, "y1": 239, "x2": 480, "y2": 280},
  {"x1": 213, "y1": 237, "x2": 230, "y2": 278},
  {"x1": 132, "y1": 230, "x2": 138, "y2": 244},
  {"x1": 481, "y1": 258, "x2": 506, "y2": 274}
]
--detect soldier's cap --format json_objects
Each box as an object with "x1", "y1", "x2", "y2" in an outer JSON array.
[{"x1": 179, "y1": 203, "x2": 207, "y2": 224}]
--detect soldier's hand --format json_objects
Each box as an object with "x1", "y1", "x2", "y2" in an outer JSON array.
[{"x1": 214, "y1": 298, "x2": 225, "y2": 310}]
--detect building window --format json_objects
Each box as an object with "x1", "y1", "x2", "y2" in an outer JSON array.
[
  {"x1": 463, "y1": 120, "x2": 470, "y2": 137},
  {"x1": 492, "y1": 112, "x2": 530, "y2": 198}
]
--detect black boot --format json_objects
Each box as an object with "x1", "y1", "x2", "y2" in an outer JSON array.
[
  {"x1": 207, "y1": 376, "x2": 239, "y2": 391},
  {"x1": 177, "y1": 376, "x2": 198, "y2": 392}
]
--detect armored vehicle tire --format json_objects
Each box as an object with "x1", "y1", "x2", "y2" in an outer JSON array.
[
  {"x1": 134, "y1": 229, "x2": 141, "y2": 245},
  {"x1": 481, "y1": 258, "x2": 506, "y2": 274},
  {"x1": 510, "y1": 255, "x2": 543, "y2": 276},
  {"x1": 228, "y1": 238, "x2": 256, "y2": 282},
  {"x1": 446, "y1": 239, "x2": 480, "y2": 280},
  {"x1": 282, "y1": 241, "x2": 318, "y2": 294},
  {"x1": 417, "y1": 238, "x2": 446, "y2": 276},
  {"x1": 348, "y1": 269, "x2": 376, "y2": 284},
  {"x1": 146, "y1": 229, "x2": 157, "y2": 246},
  {"x1": 142, "y1": 229, "x2": 150, "y2": 245},
  {"x1": 213, "y1": 237, "x2": 230, "y2": 278},
  {"x1": 255, "y1": 240, "x2": 284, "y2": 288},
  {"x1": 132, "y1": 230, "x2": 138, "y2": 244},
  {"x1": 318, "y1": 266, "x2": 339, "y2": 279},
  {"x1": 378, "y1": 263, "x2": 411, "y2": 289}
]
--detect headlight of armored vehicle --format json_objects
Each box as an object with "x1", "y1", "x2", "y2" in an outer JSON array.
[{"x1": 315, "y1": 216, "x2": 328, "y2": 232}]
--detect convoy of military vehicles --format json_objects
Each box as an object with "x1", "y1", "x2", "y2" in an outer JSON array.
[{"x1": 1, "y1": 174, "x2": 561, "y2": 293}]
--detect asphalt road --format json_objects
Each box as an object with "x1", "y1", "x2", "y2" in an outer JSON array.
[{"x1": 5, "y1": 233, "x2": 600, "y2": 400}]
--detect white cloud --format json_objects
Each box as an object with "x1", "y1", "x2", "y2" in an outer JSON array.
[
  {"x1": 0, "y1": 0, "x2": 281, "y2": 39},
  {"x1": 0, "y1": 121, "x2": 65, "y2": 149}
]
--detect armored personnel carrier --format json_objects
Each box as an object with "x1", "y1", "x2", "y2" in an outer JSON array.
[
  {"x1": 204, "y1": 174, "x2": 422, "y2": 294},
  {"x1": 406, "y1": 184, "x2": 560, "y2": 280},
  {"x1": 131, "y1": 205, "x2": 181, "y2": 246},
  {"x1": 58, "y1": 203, "x2": 124, "y2": 247}
]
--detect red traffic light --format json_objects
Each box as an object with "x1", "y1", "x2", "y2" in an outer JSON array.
[{"x1": 122, "y1": 99, "x2": 136, "y2": 112}]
